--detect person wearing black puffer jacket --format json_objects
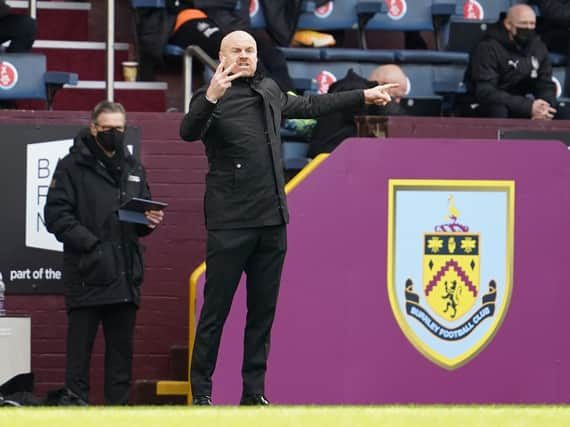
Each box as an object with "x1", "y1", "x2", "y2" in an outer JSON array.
[
  {"x1": 44, "y1": 101, "x2": 164, "y2": 405},
  {"x1": 461, "y1": 4, "x2": 557, "y2": 119}
]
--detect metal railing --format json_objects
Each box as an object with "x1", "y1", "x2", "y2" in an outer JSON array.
[
  {"x1": 27, "y1": 0, "x2": 115, "y2": 100},
  {"x1": 29, "y1": 0, "x2": 37, "y2": 18},
  {"x1": 183, "y1": 45, "x2": 218, "y2": 113}
]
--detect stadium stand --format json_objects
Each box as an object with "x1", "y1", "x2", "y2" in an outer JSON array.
[{"x1": 0, "y1": 53, "x2": 77, "y2": 109}]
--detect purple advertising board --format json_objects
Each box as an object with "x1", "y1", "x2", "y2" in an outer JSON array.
[{"x1": 196, "y1": 138, "x2": 570, "y2": 404}]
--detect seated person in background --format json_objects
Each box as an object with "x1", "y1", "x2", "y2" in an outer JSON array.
[
  {"x1": 460, "y1": 4, "x2": 557, "y2": 119},
  {"x1": 368, "y1": 64, "x2": 408, "y2": 104},
  {"x1": 308, "y1": 65, "x2": 407, "y2": 158},
  {"x1": 530, "y1": 0, "x2": 570, "y2": 96},
  {"x1": 0, "y1": 0, "x2": 36, "y2": 53},
  {"x1": 169, "y1": 7, "x2": 222, "y2": 60},
  {"x1": 170, "y1": 0, "x2": 294, "y2": 92}
]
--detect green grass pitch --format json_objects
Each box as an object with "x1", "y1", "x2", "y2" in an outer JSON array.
[{"x1": 3, "y1": 406, "x2": 570, "y2": 427}]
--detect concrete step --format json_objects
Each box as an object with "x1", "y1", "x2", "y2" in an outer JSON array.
[
  {"x1": 131, "y1": 345, "x2": 189, "y2": 405},
  {"x1": 169, "y1": 345, "x2": 189, "y2": 381},
  {"x1": 131, "y1": 380, "x2": 186, "y2": 405},
  {"x1": 16, "y1": 81, "x2": 168, "y2": 112},
  {"x1": 7, "y1": 1, "x2": 91, "y2": 41},
  {"x1": 30, "y1": 40, "x2": 131, "y2": 81}
]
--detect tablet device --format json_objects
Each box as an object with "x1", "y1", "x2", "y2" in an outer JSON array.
[{"x1": 118, "y1": 197, "x2": 168, "y2": 224}]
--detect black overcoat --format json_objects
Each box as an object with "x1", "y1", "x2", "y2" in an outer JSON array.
[
  {"x1": 180, "y1": 74, "x2": 364, "y2": 230},
  {"x1": 44, "y1": 129, "x2": 153, "y2": 309}
]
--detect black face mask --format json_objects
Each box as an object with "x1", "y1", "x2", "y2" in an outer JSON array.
[
  {"x1": 96, "y1": 128, "x2": 124, "y2": 152},
  {"x1": 514, "y1": 27, "x2": 535, "y2": 46}
]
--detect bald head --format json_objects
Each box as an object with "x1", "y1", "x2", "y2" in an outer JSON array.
[
  {"x1": 368, "y1": 64, "x2": 408, "y2": 103},
  {"x1": 506, "y1": 4, "x2": 536, "y2": 22},
  {"x1": 504, "y1": 4, "x2": 536, "y2": 41},
  {"x1": 219, "y1": 31, "x2": 258, "y2": 77}
]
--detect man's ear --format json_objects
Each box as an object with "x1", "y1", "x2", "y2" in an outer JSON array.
[{"x1": 89, "y1": 123, "x2": 97, "y2": 137}]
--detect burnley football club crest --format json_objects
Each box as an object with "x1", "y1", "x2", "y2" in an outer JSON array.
[{"x1": 387, "y1": 180, "x2": 515, "y2": 369}]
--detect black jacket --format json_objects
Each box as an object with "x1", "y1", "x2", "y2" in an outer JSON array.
[
  {"x1": 44, "y1": 129, "x2": 153, "y2": 309},
  {"x1": 180, "y1": 74, "x2": 364, "y2": 230},
  {"x1": 465, "y1": 23, "x2": 556, "y2": 117},
  {"x1": 530, "y1": 0, "x2": 570, "y2": 55},
  {"x1": 0, "y1": 1, "x2": 11, "y2": 19},
  {"x1": 194, "y1": 0, "x2": 250, "y2": 31},
  {"x1": 531, "y1": 0, "x2": 570, "y2": 21}
]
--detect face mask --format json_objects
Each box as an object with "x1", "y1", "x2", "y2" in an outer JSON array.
[
  {"x1": 96, "y1": 128, "x2": 124, "y2": 152},
  {"x1": 514, "y1": 27, "x2": 535, "y2": 46}
]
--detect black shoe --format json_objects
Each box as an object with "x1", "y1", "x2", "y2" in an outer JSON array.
[
  {"x1": 192, "y1": 395, "x2": 212, "y2": 406},
  {"x1": 239, "y1": 394, "x2": 270, "y2": 406}
]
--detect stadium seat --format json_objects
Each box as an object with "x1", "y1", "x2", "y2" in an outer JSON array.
[
  {"x1": 278, "y1": 47, "x2": 323, "y2": 61},
  {"x1": 287, "y1": 61, "x2": 370, "y2": 94},
  {"x1": 549, "y1": 53, "x2": 568, "y2": 67},
  {"x1": 251, "y1": 0, "x2": 321, "y2": 29},
  {"x1": 131, "y1": 0, "x2": 165, "y2": 6},
  {"x1": 320, "y1": 48, "x2": 396, "y2": 63},
  {"x1": 281, "y1": 141, "x2": 311, "y2": 171},
  {"x1": 364, "y1": 0, "x2": 434, "y2": 32},
  {"x1": 163, "y1": 44, "x2": 184, "y2": 56},
  {"x1": 297, "y1": 0, "x2": 385, "y2": 48},
  {"x1": 0, "y1": 53, "x2": 78, "y2": 110},
  {"x1": 395, "y1": 49, "x2": 469, "y2": 65},
  {"x1": 437, "y1": 17, "x2": 493, "y2": 53},
  {"x1": 432, "y1": 0, "x2": 457, "y2": 16},
  {"x1": 249, "y1": 0, "x2": 266, "y2": 29},
  {"x1": 455, "y1": 0, "x2": 513, "y2": 22},
  {"x1": 297, "y1": 1, "x2": 360, "y2": 32},
  {"x1": 432, "y1": 63, "x2": 467, "y2": 94}
]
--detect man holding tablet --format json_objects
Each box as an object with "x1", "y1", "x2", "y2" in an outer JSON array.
[{"x1": 44, "y1": 101, "x2": 164, "y2": 405}]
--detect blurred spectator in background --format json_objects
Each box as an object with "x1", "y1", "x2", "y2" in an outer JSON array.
[
  {"x1": 368, "y1": 64, "x2": 408, "y2": 104},
  {"x1": 460, "y1": 4, "x2": 557, "y2": 119},
  {"x1": 0, "y1": 0, "x2": 36, "y2": 53},
  {"x1": 308, "y1": 65, "x2": 407, "y2": 158},
  {"x1": 529, "y1": 0, "x2": 570, "y2": 96},
  {"x1": 169, "y1": 7, "x2": 221, "y2": 60},
  {"x1": 133, "y1": 0, "x2": 177, "y2": 81},
  {"x1": 170, "y1": 0, "x2": 295, "y2": 91}
]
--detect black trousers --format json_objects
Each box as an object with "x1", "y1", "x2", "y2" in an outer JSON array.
[
  {"x1": 0, "y1": 14, "x2": 36, "y2": 53},
  {"x1": 190, "y1": 225, "x2": 287, "y2": 397},
  {"x1": 65, "y1": 303, "x2": 137, "y2": 405}
]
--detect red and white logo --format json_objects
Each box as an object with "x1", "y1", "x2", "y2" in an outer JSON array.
[
  {"x1": 552, "y1": 76, "x2": 562, "y2": 98},
  {"x1": 0, "y1": 61, "x2": 18, "y2": 90},
  {"x1": 386, "y1": 0, "x2": 407, "y2": 20},
  {"x1": 314, "y1": 1, "x2": 333, "y2": 19},
  {"x1": 316, "y1": 70, "x2": 336, "y2": 94},
  {"x1": 249, "y1": 0, "x2": 259, "y2": 18},
  {"x1": 463, "y1": 0, "x2": 484, "y2": 20}
]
